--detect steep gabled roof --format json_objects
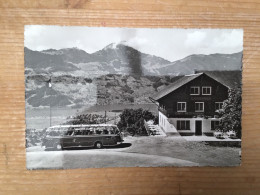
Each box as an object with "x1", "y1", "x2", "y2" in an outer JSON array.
[
  {"x1": 153, "y1": 73, "x2": 203, "y2": 101},
  {"x1": 153, "y1": 72, "x2": 234, "y2": 101},
  {"x1": 202, "y1": 71, "x2": 241, "y2": 89}
]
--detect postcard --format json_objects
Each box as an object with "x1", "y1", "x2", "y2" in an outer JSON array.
[{"x1": 25, "y1": 26, "x2": 243, "y2": 169}]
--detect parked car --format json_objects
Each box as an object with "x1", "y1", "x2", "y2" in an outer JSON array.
[
  {"x1": 214, "y1": 131, "x2": 225, "y2": 139},
  {"x1": 226, "y1": 130, "x2": 237, "y2": 139}
]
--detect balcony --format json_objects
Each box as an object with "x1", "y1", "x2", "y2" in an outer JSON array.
[
  {"x1": 171, "y1": 111, "x2": 205, "y2": 118},
  {"x1": 159, "y1": 107, "x2": 207, "y2": 118}
]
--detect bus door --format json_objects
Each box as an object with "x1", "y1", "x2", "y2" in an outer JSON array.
[
  {"x1": 80, "y1": 129, "x2": 93, "y2": 147},
  {"x1": 87, "y1": 128, "x2": 102, "y2": 147},
  {"x1": 102, "y1": 129, "x2": 116, "y2": 145},
  {"x1": 71, "y1": 130, "x2": 84, "y2": 147},
  {"x1": 74, "y1": 130, "x2": 93, "y2": 147},
  {"x1": 62, "y1": 129, "x2": 78, "y2": 148}
]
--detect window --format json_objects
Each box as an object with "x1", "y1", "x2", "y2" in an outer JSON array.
[
  {"x1": 215, "y1": 102, "x2": 223, "y2": 111},
  {"x1": 177, "y1": 102, "x2": 186, "y2": 112},
  {"x1": 190, "y1": 86, "x2": 200, "y2": 95},
  {"x1": 202, "y1": 86, "x2": 212, "y2": 95},
  {"x1": 177, "y1": 120, "x2": 190, "y2": 130},
  {"x1": 195, "y1": 102, "x2": 204, "y2": 112},
  {"x1": 211, "y1": 120, "x2": 220, "y2": 130},
  {"x1": 102, "y1": 129, "x2": 109, "y2": 134}
]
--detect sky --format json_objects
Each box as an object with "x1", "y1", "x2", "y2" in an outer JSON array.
[{"x1": 24, "y1": 25, "x2": 243, "y2": 62}]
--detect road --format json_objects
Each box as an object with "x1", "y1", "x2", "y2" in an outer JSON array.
[
  {"x1": 26, "y1": 147, "x2": 199, "y2": 169},
  {"x1": 26, "y1": 136, "x2": 240, "y2": 169}
]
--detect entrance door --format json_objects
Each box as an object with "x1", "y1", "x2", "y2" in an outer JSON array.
[{"x1": 195, "y1": 120, "x2": 202, "y2": 136}]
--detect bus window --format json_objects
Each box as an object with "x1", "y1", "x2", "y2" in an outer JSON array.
[
  {"x1": 95, "y1": 130, "x2": 102, "y2": 135},
  {"x1": 112, "y1": 126, "x2": 120, "y2": 134},
  {"x1": 49, "y1": 131, "x2": 59, "y2": 136},
  {"x1": 66, "y1": 130, "x2": 73, "y2": 136},
  {"x1": 109, "y1": 130, "x2": 115, "y2": 134},
  {"x1": 74, "y1": 130, "x2": 82, "y2": 136},
  {"x1": 102, "y1": 129, "x2": 109, "y2": 135},
  {"x1": 69, "y1": 127, "x2": 75, "y2": 132}
]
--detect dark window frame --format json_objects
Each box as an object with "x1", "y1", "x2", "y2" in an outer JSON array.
[
  {"x1": 177, "y1": 102, "x2": 187, "y2": 112},
  {"x1": 190, "y1": 86, "x2": 200, "y2": 95},
  {"x1": 202, "y1": 86, "x2": 212, "y2": 95},
  {"x1": 211, "y1": 120, "x2": 220, "y2": 130},
  {"x1": 195, "y1": 102, "x2": 204, "y2": 112},
  {"x1": 177, "y1": 120, "x2": 190, "y2": 130},
  {"x1": 215, "y1": 102, "x2": 224, "y2": 111}
]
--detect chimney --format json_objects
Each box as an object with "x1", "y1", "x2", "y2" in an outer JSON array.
[{"x1": 194, "y1": 69, "x2": 202, "y2": 74}]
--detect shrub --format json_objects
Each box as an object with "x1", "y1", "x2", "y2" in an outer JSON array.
[
  {"x1": 117, "y1": 108, "x2": 158, "y2": 136},
  {"x1": 26, "y1": 128, "x2": 47, "y2": 147}
]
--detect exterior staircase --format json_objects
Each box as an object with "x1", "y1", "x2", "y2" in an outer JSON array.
[{"x1": 144, "y1": 120, "x2": 166, "y2": 136}]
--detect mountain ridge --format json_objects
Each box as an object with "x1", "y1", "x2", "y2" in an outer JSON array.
[{"x1": 25, "y1": 43, "x2": 242, "y2": 76}]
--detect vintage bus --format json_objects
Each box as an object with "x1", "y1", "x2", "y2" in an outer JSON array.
[{"x1": 42, "y1": 124, "x2": 124, "y2": 150}]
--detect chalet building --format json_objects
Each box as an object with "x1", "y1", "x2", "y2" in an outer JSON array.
[{"x1": 152, "y1": 72, "x2": 237, "y2": 136}]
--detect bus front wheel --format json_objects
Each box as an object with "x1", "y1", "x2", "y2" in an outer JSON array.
[
  {"x1": 95, "y1": 142, "x2": 103, "y2": 149},
  {"x1": 54, "y1": 143, "x2": 62, "y2": 150}
]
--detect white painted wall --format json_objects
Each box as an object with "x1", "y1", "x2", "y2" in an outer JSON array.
[
  {"x1": 168, "y1": 118, "x2": 220, "y2": 133},
  {"x1": 159, "y1": 111, "x2": 178, "y2": 133},
  {"x1": 158, "y1": 111, "x2": 220, "y2": 134}
]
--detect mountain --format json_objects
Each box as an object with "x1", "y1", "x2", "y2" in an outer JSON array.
[
  {"x1": 24, "y1": 44, "x2": 172, "y2": 76},
  {"x1": 24, "y1": 43, "x2": 242, "y2": 77},
  {"x1": 90, "y1": 43, "x2": 171, "y2": 76},
  {"x1": 158, "y1": 52, "x2": 243, "y2": 75},
  {"x1": 24, "y1": 47, "x2": 80, "y2": 74}
]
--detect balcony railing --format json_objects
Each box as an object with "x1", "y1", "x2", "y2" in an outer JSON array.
[
  {"x1": 158, "y1": 107, "x2": 168, "y2": 116},
  {"x1": 159, "y1": 107, "x2": 212, "y2": 118}
]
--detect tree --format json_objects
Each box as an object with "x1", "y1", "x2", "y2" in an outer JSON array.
[
  {"x1": 217, "y1": 87, "x2": 242, "y2": 138},
  {"x1": 64, "y1": 114, "x2": 107, "y2": 125},
  {"x1": 117, "y1": 108, "x2": 158, "y2": 136}
]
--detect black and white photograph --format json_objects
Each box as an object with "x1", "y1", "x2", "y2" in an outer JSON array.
[{"x1": 25, "y1": 26, "x2": 243, "y2": 169}]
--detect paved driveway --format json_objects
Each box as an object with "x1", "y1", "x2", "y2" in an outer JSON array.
[
  {"x1": 27, "y1": 149, "x2": 198, "y2": 169},
  {"x1": 26, "y1": 136, "x2": 240, "y2": 169}
]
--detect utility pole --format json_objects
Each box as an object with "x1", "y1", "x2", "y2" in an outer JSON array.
[
  {"x1": 49, "y1": 100, "x2": 51, "y2": 127},
  {"x1": 48, "y1": 77, "x2": 52, "y2": 127},
  {"x1": 105, "y1": 110, "x2": 107, "y2": 124}
]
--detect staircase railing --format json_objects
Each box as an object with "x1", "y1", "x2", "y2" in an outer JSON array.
[
  {"x1": 144, "y1": 120, "x2": 160, "y2": 136},
  {"x1": 144, "y1": 120, "x2": 151, "y2": 135}
]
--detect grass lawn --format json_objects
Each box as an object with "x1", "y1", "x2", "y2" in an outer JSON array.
[{"x1": 122, "y1": 136, "x2": 241, "y2": 166}]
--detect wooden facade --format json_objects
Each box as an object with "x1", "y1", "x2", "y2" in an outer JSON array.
[{"x1": 157, "y1": 73, "x2": 229, "y2": 118}]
